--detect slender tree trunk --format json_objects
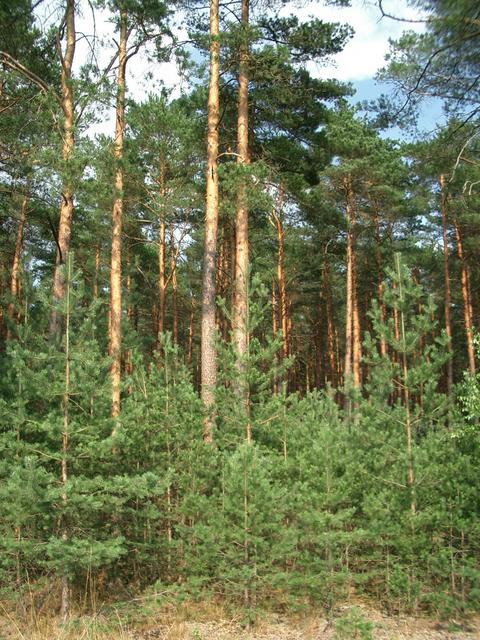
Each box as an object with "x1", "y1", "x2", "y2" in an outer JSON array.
[
  {"x1": 60, "y1": 252, "x2": 72, "y2": 624},
  {"x1": 187, "y1": 296, "x2": 195, "y2": 367},
  {"x1": 157, "y1": 158, "x2": 166, "y2": 346},
  {"x1": 323, "y1": 254, "x2": 336, "y2": 387},
  {"x1": 352, "y1": 249, "x2": 362, "y2": 388},
  {"x1": 49, "y1": 0, "x2": 76, "y2": 339},
  {"x1": 273, "y1": 193, "x2": 288, "y2": 362},
  {"x1": 440, "y1": 174, "x2": 453, "y2": 392},
  {"x1": 109, "y1": 7, "x2": 128, "y2": 421},
  {"x1": 344, "y1": 176, "x2": 354, "y2": 385},
  {"x1": 93, "y1": 244, "x2": 100, "y2": 300},
  {"x1": 7, "y1": 192, "x2": 28, "y2": 338},
  {"x1": 272, "y1": 280, "x2": 279, "y2": 394},
  {"x1": 201, "y1": 0, "x2": 220, "y2": 442},
  {"x1": 453, "y1": 213, "x2": 475, "y2": 374},
  {"x1": 233, "y1": 0, "x2": 251, "y2": 442},
  {"x1": 125, "y1": 242, "x2": 133, "y2": 379},
  {"x1": 373, "y1": 208, "x2": 387, "y2": 357},
  {"x1": 395, "y1": 254, "x2": 416, "y2": 516},
  {"x1": 169, "y1": 220, "x2": 178, "y2": 344}
]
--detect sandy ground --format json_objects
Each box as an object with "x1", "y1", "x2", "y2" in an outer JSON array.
[{"x1": 134, "y1": 612, "x2": 480, "y2": 640}]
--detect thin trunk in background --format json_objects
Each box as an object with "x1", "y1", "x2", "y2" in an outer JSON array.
[
  {"x1": 125, "y1": 242, "x2": 133, "y2": 379},
  {"x1": 187, "y1": 296, "x2": 195, "y2": 366},
  {"x1": 93, "y1": 244, "x2": 101, "y2": 300},
  {"x1": 373, "y1": 207, "x2": 387, "y2": 358},
  {"x1": 200, "y1": 0, "x2": 220, "y2": 442},
  {"x1": 49, "y1": 0, "x2": 76, "y2": 339},
  {"x1": 157, "y1": 157, "x2": 166, "y2": 346},
  {"x1": 395, "y1": 254, "x2": 416, "y2": 516},
  {"x1": 7, "y1": 192, "x2": 28, "y2": 338},
  {"x1": 440, "y1": 174, "x2": 453, "y2": 392},
  {"x1": 109, "y1": 6, "x2": 128, "y2": 421},
  {"x1": 169, "y1": 220, "x2": 178, "y2": 344},
  {"x1": 270, "y1": 189, "x2": 288, "y2": 368},
  {"x1": 60, "y1": 252, "x2": 73, "y2": 623},
  {"x1": 322, "y1": 251, "x2": 336, "y2": 387}
]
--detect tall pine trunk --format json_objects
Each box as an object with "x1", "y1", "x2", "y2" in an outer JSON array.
[
  {"x1": 233, "y1": 0, "x2": 251, "y2": 441},
  {"x1": 109, "y1": 7, "x2": 128, "y2": 421},
  {"x1": 453, "y1": 213, "x2": 475, "y2": 374},
  {"x1": 201, "y1": 0, "x2": 220, "y2": 441},
  {"x1": 344, "y1": 175, "x2": 355, "y2": 384},
  {"x1": 49, "y1": 0, "x2": 76, "y2": 339}
]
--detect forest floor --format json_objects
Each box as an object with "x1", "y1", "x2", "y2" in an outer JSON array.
[
  {"x1": 2, "y1": 605, "x2": 479, "y2": 640},
  {"x1": 132, "y1": 610, "x2": 479, "y2": 640}
]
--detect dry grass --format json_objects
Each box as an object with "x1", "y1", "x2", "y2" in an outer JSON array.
[{"x1": 0, "y1": 596, "x2": 479, "y2": 640}]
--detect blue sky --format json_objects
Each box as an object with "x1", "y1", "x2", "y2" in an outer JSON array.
[{"x1": 67, "y1": 0, "x2": 445, "y2": 138}]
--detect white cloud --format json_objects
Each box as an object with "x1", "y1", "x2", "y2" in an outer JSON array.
[{"x1": 280, "y1": 0, "x2": 425, "y2": 82}]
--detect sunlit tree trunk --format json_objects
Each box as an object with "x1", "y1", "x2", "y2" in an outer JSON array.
[
  {"x1": 452, "y1": 212, "x2": 475, "y2": 374},
  {"x1": 352, "y1": 250, "x2": 362, "y2": 388},
  {"x1": 201, "y1": 0, "x2": 220, "y2": 442},
  {"x1": 233, "y1": 0, "x2": 251, "y2": 441},
  {"x1": 109, "y1": 6, "x2": 128, "y2": 421},
  {"x1": 49, "y1": 0, "x2": 76, "y2": 339},
  {"x1": 344, "y1": 175, "x2": 354, "y2": 384}
]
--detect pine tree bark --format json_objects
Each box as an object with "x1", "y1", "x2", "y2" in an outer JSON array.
[
  {"x1": 201, "y1": 0, "x2": 220, "y2": 442},
  {"x1": 352, "y1": 248, "x2": 362, "y2": 388},
  {"x1": 439, "y1": 174, "x2": 453, "y2": 392},
  {"x1": 453, "y1": 212, "x2": 476, "y2": 374},
  {"x1": 109, "y1": 7, "x2": 128, "y2": 421},
  {"x1": 344, "y1": 175, "x2": 355, "y2": 385},
  {"x1": 49, "y1": 0, "x2": 76, "y2": 339},
  {"x1": 233, "y1": 0, "x2": 251, "y2": 441}
]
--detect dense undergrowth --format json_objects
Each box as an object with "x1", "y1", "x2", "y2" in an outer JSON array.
[{"x1": 0, "y1": 267, "x2": 479, "y2": 625}]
